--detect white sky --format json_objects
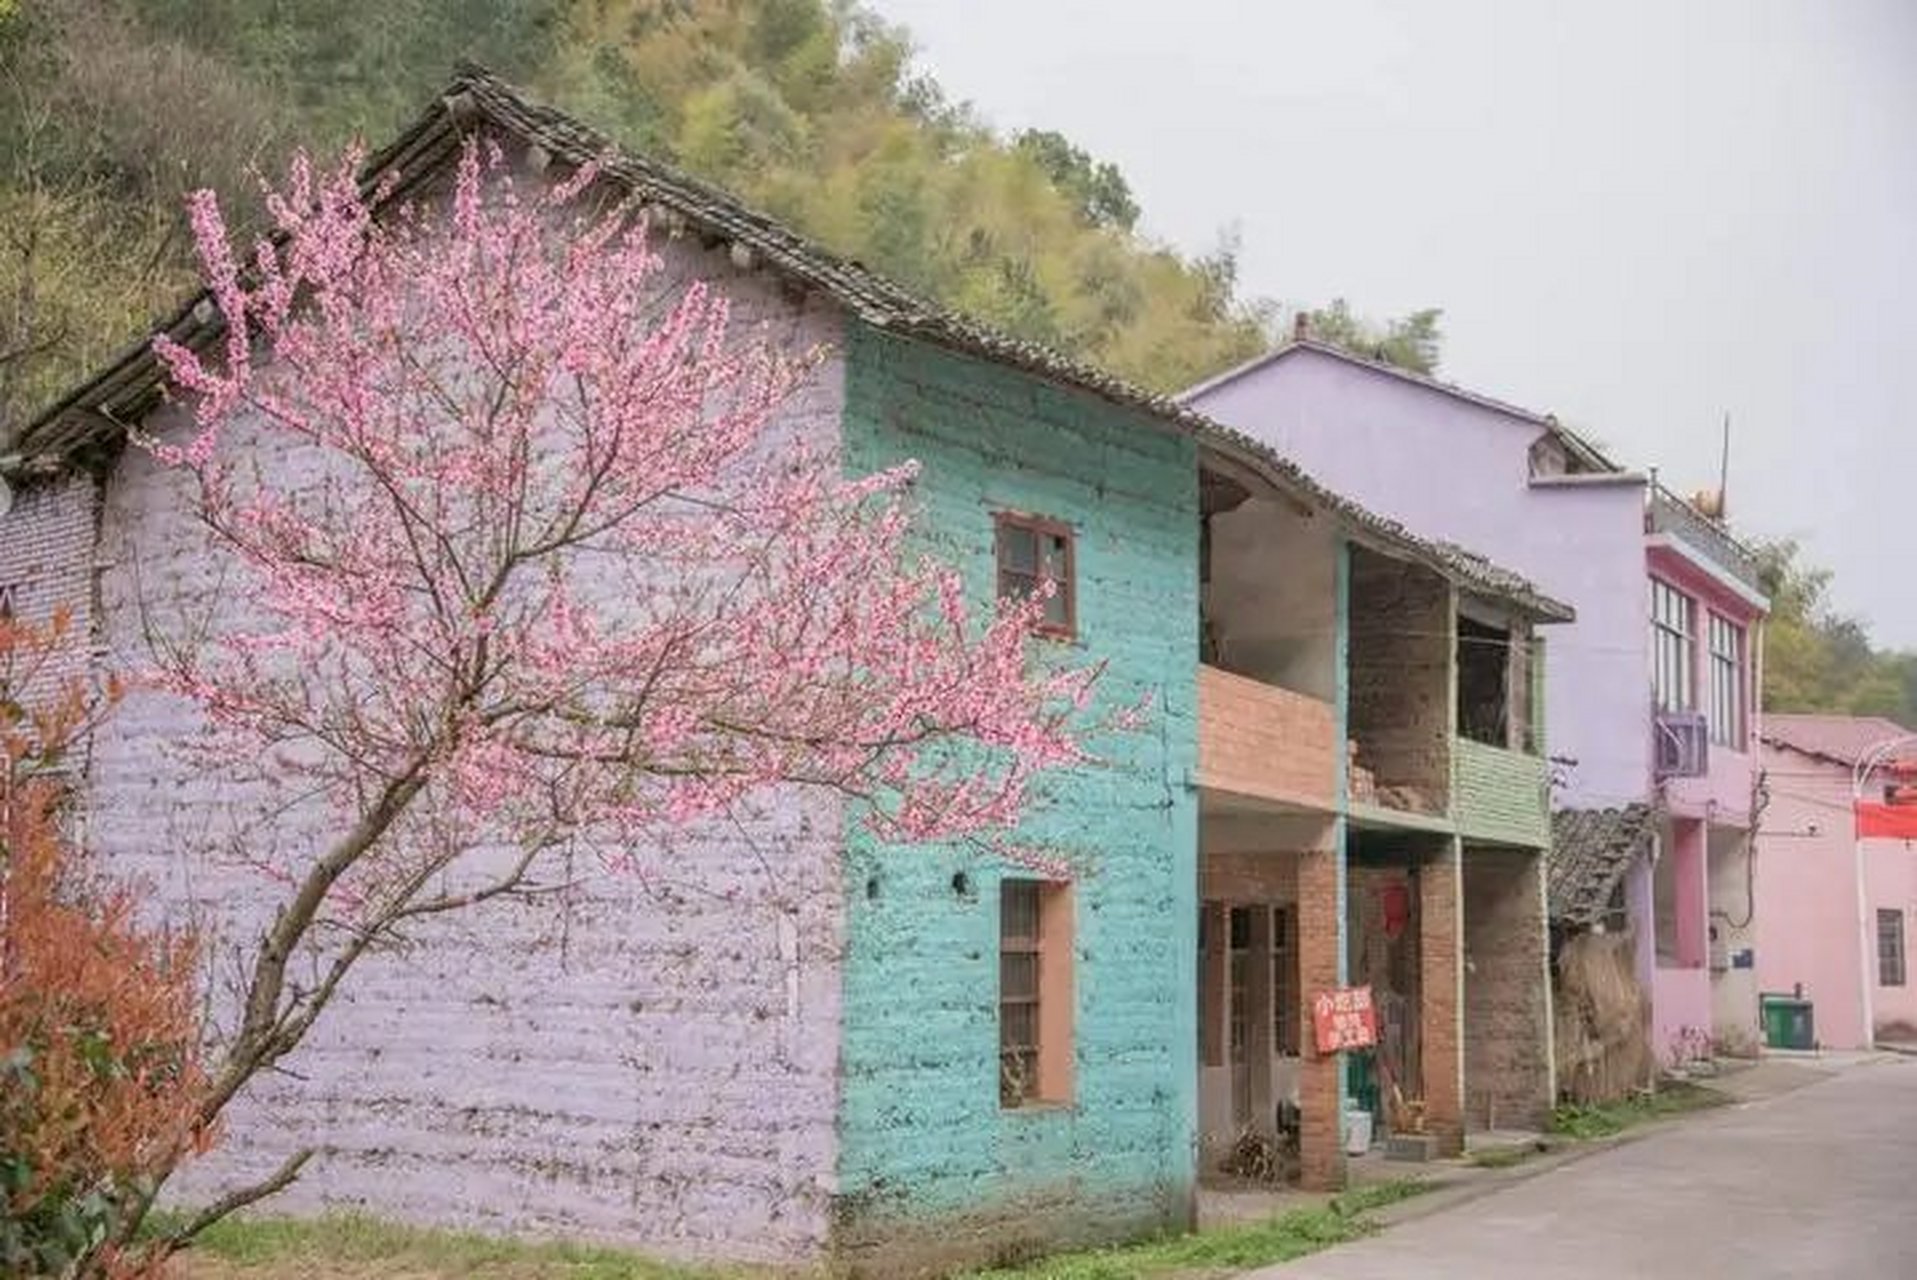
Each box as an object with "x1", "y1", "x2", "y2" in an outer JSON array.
[{"x1": 874, "y1": 0, "x2": 1915, "y2": 644}]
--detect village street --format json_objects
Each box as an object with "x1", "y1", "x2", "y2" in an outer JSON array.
[{"x1": 1262, "y1": 1056, "x2": 1917, "y2": 1279}]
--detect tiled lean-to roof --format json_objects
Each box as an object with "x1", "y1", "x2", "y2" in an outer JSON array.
[
  {"x1": 7, "y1": 64, "x2": 1571, "y2": 623},
  {"x1": 1549, "y1": 804, "x2": 1658, "y2": 927},
  {"x1": 1763, "y1": 714, "x2": 1915, "y2": 769}
]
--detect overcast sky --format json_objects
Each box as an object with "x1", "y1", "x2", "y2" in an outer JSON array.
[{"x1": 874, "y1": 0, "x2": 1915, "y2": 644}]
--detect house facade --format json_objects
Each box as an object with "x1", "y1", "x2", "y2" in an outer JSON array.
[
  {"x1": 0, "y1": 70, "x2": 1567, "y2": 1271},
  {"x1": 1756, "y1": 716, "x2": 1917, "y2": 1050},
  {"x1": 1185, "y1": 339, "x2": 1769, "y2": 1069}
]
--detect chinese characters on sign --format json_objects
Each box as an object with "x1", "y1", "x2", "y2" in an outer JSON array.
[{"x1": 1311, "y1": 985, "x2": 1378, "y2": 1053}]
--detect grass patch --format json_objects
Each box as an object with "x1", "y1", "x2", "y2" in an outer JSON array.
[
  {"x1": 1549, "y1": 1081, "x2": 1728, "y2": 1141},
  {"x1": 156, "y1": 1183, "x2": 1434, "y2": 1280},
  {"x1": 157, "y1": 1211, "x2": 744, "y2": 1279},
  {"x1": 963, "y1": 1179, "x2": 1431, "y2": 1280}
]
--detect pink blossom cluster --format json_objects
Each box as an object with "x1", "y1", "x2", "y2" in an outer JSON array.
[{"x1": 147, "y1": 139, "x2": 1117, "y2": 913}]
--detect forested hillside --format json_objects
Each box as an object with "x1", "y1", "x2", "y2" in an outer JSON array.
[
  {"x1": 0, "y1": 0, "x2": 1443, "y2": 434},
  {"x1": 1, "y1": 0, "x2": 1907, "y2": 720}
]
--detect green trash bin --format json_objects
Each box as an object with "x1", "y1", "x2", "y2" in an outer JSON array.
[{"x1": 1760, "y1": 993, "x2": 1815, "y2": 1050}]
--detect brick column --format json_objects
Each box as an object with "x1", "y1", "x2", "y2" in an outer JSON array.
[
  {"x1": 1296, "y1": 847, "x2": 1345, "y2": 1190},
  {"x1": 1419, "y1": 837, "x2": 1464, "y2": 1156}
]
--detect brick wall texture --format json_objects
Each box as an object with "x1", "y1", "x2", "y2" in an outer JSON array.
[
  {"x1": 1417, "y1": 842, "x2": 1465, "y2": 1155},
  {"x1": 1346, "y1": 552, "x2": 1451, "y2": 812},
  {"x1": 1451, "y1": 738, "x2": 1550, "y2": 848},
  {"x1": 1295, "y1": 846, "x2": 1345, "y2": 1191},
  {"x1": 0, "y1": 473, "x2": 96, "y2": 700},
  {"x1": 61, "y1": 232, "x2": 857, "y2": 1262},
  {"x1": 834, "y1": 322, "x2": 1199, "y2": 1274},
  {"x1": 1463, "y1": 848, "x2": 1554, "y2": 1129},
  {"x1": 1196, "y1": 665, "x2": 1336, "y2": 811}
]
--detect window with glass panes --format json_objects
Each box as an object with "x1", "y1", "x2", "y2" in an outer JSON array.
[
  {"x1": 995, "y1": 514, "x2": 1074, "y2": 636},
  {"x1": 1650, "y1": 579, "x2": 1694, "y2": 712},
  {"x1": 1707, "y1": 613, "x2": 1744, "y2": 746},
  {"x1": 1879, "y1": 909, "x2": 1906, "y2": 988}
]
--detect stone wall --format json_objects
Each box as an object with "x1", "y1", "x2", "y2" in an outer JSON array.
[
  {"x1": 834, "y1": 323, "x2": 1199, "y2": 1274},
  {"x1": 1462, "y1": 847, "x2": 1553, "y2": 1130},
  {"x1": 65, "y1": 229, "x2": 854, "y2": 1261}
]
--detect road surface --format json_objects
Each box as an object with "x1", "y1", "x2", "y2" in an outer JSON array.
[{"x1": 1260, "y1": 1056, "x2": 1917, "y2": 1278}]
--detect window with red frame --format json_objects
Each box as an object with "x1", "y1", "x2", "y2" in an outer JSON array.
[{"x1": 995, "y1": 514, "x2": 1075, "y2": 637}]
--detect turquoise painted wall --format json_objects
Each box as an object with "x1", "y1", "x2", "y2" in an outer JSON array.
[{"x1": 834, "y1": 323, "x2": 1200, "y2": 1267}]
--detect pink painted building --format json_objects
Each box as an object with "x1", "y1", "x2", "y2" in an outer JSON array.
[
  {"x1": 1757, "y1": 716, "x2": 1917, "y2": 1049},
  {"x1": 1640, "y1": 496, "x2": 1770, "y2": 1060}
]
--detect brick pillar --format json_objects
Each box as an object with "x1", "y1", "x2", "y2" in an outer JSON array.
[
  {"x1": 1419, "y1": 838, "x2": 1464, "y2": 1156},
  {"x1": 1297, "y1": 847, "x2": 1345, "y2": 1190}
]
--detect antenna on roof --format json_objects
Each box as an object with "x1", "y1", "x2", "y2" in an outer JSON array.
[{"x1": 1718, "y1": 411, "x2": 1731, "y2": 518}]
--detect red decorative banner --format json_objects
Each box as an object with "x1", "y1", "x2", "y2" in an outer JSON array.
[
  {"x1": 1857, "y1": 801, "x2": 1917, "y2": 840},
  {"x1": 1312, "y1": 984, "x2": 1379, "y2": 1054}
]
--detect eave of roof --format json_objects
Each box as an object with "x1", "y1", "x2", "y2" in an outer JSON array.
[
  {"x1": 1181, "y1": 338, "x2": 1620, "y2": 474},
  {"x1": 4, "y1": 64, "x2": 1572, "y2": 624}
]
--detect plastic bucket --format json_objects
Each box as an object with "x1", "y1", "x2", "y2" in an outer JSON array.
[{"x1": 1344, "y1": 1108, "x2": 1374, "y2": 1155}]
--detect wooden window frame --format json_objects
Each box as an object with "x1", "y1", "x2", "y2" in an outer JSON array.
[
  {"x1": 994, "y1": 512, "x2": 1077, "y2": 640},
  {"x1": 999, "y1": 878, "x2": 1075, "y2": 1108}
]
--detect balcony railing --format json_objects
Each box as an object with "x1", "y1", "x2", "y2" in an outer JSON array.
[
  {"x1": 1646, "y1": 482, "x2": 1764, "y2": 593},
  {"x1": 1196, "y1": 665, "x2": 1337, "y2": 812},
  {"x1": 1451, "y1": 737, "x2": 1550, "y2": 847}
]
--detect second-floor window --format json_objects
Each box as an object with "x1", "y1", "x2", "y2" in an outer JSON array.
[
  {"x1": 1707, "y1": 613, "x2": 1744, "y2": 747},
  {"x1": 996, "y1": 513, "x2": 1075, "y2": 637},
  {"x1": 1650, "y1": 579, "x2": 1694, "y2": 713}
]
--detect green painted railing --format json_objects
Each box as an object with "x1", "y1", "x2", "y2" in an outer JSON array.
[{"x1": 1451, "y1": 737, "x2": 1550, "y2": 847}]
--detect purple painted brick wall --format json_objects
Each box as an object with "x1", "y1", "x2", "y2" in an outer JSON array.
[{"x1": 8, "y1": 226, "x2": 855, "y2": 1261}]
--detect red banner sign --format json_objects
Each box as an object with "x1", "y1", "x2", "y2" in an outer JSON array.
[
  {"x1": 1858, "y1": 801, "x2": 1917, "y2": 840},
  {"x1": 1312, "y1": 984, "x2": 1378, "y2": 1053}
]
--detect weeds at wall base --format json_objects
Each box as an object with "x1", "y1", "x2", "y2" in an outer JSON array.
[{"x1": 148, "y1": 1184, "x2": 1434, "y2": 1280}]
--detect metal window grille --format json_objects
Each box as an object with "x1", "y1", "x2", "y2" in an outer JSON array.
[
  {"x1": 1879, "y1": 909, "x2": 1906, "y2": 988},
  {"x1": 999, "y1": 881, "x2": 1043, "y2": 1105}
]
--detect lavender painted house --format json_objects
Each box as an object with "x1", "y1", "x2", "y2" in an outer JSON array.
[
  {"x1": 1185, "y1": 339, "x2": 1770, "y2": 1070},
  {"x1": 0, "y1": 69, "x2": 1573, "y2": 1271}
]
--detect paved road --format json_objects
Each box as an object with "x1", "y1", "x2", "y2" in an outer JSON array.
[{"x1": 1260, "y1": 1057, "x2": 1917, "y2": 1279}]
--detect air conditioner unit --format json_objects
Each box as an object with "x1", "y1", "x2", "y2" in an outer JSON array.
[{"x1": 1654, "y1": 710, "x2": 1710, "y2": 779}]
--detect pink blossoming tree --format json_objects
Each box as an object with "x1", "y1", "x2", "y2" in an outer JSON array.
[{"x1": 116, "y1": 139, "x2": 1110, "y2": 1259}]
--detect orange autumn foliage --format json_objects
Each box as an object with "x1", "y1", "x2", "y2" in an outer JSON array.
[{"x1": 1, "y1": 609, "x2": 211, "y2": 1277}]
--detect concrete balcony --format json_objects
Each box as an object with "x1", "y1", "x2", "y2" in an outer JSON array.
[
  {"x1": 1452, "y1": 737, "x2": 1550, "y2": 848},
  {"x1": 1196, "y1": 664, "x2": 1337, "y2": 813}
]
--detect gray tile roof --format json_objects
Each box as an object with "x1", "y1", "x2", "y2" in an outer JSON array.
[
  {"x1": 6, "y1": 64, "x2": 1572, "y2": 623},
  {"x1": 1549, "y1": 804, "x2": 1657, "y2": 927}
]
